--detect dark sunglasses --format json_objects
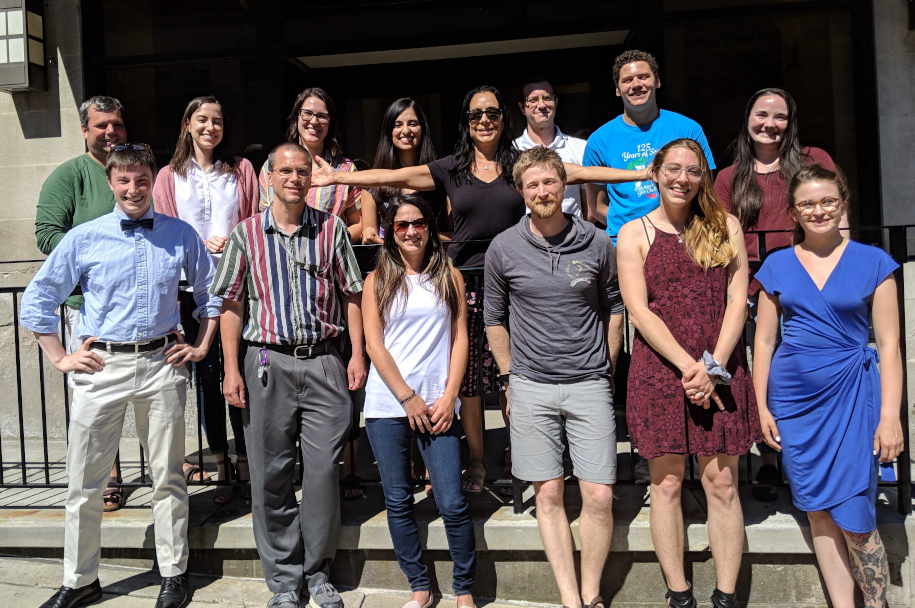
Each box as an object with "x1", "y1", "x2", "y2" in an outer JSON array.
[
  {"x1": 393, "y1": 218, "x2": 429, "y2": 235},
  {"x1": 467, "y1": 108, "x2": 503, "y2": 123},
  {"x1": 110, "y1": 143, "x2": 151, "y2": 152}
]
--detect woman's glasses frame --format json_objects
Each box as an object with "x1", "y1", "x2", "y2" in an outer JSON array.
[
  {"x1": 393, "y1": 218, "x2": 430, "y2": 235},
  {"x1": 795, "y1": 197, "x2": 842, "y2": 215},
  {"x1": 466, "y1": 107, "x2": 503, "y2": 123}
]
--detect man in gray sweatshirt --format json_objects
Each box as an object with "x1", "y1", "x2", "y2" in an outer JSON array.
[{"x1": 485, "y1": 147, "x2": 624, "y2": 608}]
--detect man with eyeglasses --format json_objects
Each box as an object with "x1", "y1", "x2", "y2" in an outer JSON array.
[
  {"x1": 514, "y1": 76, "x2": 590, "y2": 219},
  {"x1": 211, "y1": 142, "x2": 366, "y2": 608},
  {"x1": 22, "y1": 144, "x2": 221, "y2": 608},
  {"x1": 583, "y1": 50, "x2": 715, "y2": 242}
]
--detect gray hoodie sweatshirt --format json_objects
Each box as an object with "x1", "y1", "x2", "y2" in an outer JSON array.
[{"x1": 484, "y1": 214, "x2": 624, "y2": 384}]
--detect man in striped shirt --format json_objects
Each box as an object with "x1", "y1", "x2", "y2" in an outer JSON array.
[{"x1": 210, "y1": 142, "x2": 366, "y2": 608}]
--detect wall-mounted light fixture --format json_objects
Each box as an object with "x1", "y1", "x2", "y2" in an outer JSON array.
[{"x1": 0, "y1": 0, "x2": 45, "y2": 92}]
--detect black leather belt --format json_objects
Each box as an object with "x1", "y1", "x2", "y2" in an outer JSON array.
[
  {"x1": 90, "y1": 334, "x2": 177, "y2": 354},
  {"x1": 253, "y1": 340, "x2": 332, "y2": 359}
]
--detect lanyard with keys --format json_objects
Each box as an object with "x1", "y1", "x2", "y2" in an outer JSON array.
[{"x1": 257, "y1": 347, "x2": 268, "y2": 386}]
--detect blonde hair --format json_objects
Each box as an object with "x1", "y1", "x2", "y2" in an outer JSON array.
[
  {"x1": 651, "y1": 138, "x2": 737, "y2": 269},
  {"x1": 512, "y1": 146, "x2": 567, "y2": 187}
]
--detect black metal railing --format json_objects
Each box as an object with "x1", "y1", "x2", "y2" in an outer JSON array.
[{"x1": 0, "y1": 227, "x2": 912, "y2": 517}]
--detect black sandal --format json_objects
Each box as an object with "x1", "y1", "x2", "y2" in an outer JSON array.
[
  {"x1": 343, "y1": 474, "x2": 364, "y2": 500},
  {"x1": 103, "y1": 477, "x2": 124, "y2": 512},
  {"x1": 710, "y1": 588, "x2": 738, "y2": 608},
  {"x1": 666, "y1": 583, "x2": 697, "y2": 608}
]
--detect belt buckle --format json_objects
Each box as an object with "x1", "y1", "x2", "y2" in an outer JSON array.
[{"x1": 293, "y1": 345, "x2": 313, "y2": 359}]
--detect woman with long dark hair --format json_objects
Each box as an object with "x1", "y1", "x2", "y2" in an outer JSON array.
[
  {"x1": 618, "y1": 139, "x2": 759, "y2": 608},
  {"x1": 362, "y1": 194, "x2": 475, "y2": 608},
  {"x1": 314, "y1": 84, "x2": 644, "y2": 493},
  {"x1": 258, "y1": 87, "x2": 364, "y2": 241},
  {"x1": 153, "y1": 95, "x2": 260, "y2": 502},
  {"x1": 713, "y1": 88, "x2": 838, "y2": 500},
  {"x1": 361, "y1": 98, "x2": 443, "y2": 244},
  {"x1": 753, "y1": 165, "x2": 902, "y2": 608}
]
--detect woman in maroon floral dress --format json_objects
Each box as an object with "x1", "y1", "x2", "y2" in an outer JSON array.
[{"x1": 617, "y1": 138, "x2": 761, "y2": 608}]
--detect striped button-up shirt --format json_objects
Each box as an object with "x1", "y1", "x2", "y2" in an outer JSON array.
[{"x1": 209, "y1": 204, "x2": 363, "y2": 345}]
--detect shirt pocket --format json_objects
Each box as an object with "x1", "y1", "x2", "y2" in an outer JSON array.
[
  {"x1": 156, "y1": 259, "x2": 183, "y2": 295},
  {"x1": 295, "y1": 240, "x2": 332, "y2": 280}
]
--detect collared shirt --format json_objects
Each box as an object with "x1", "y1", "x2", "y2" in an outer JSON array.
[
  {"x1": 209, "y1": 204, "x2": 364, "y2": 345},
  {"x1": 514, "y1": 126, "x2": 588, "y2": 217},
  {"x1": 21, "y1": 207, "x2": 222, "y2": 342},
  {"x1": 258, "y1": 151, "x2": 363, "y2": 217},
  {"x1": 175, "y1": 158, "x2": 241, "y2": 254}
]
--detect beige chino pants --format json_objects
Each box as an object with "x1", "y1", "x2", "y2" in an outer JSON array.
[{"x1": 63, "y1": 343, "x2": 190, "y2": 589}]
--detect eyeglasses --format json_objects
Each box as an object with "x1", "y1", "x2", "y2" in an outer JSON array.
[
  {"x1": 524, "y1": 95, "x2": 557, "y2": 107},
  {"x1": 393, "y1": 218, "x2": 429, "y2": 235},
  {"x1": 110, "y1": 143, "x2": 150, "y2": 152},
  {"x1": 274, "y1": 167, "x2": 310, "y2": 180},
  {"x1": 299, "y1": 109, "x2": 331, "y2": 124},
  {"x1": 659, "y1": 164, "x2": 704, "y2": 181},
  {"x1": 795, "y1": 197, "x2": 841, "y2": 214},
  {"x1": 467, "y1": 108, "x2": 503, "y2": 123}
]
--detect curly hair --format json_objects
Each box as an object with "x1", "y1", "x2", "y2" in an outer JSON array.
[{"x1": 612, "y1": 49, "x2": 660, "y2": 86}]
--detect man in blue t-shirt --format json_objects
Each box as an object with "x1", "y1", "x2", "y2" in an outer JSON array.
[{"x1": 584, "y1": 49, "x2": 715, "y2": 241}]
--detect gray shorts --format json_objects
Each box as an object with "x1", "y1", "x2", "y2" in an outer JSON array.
[{"x1": 509, "y1": 374, "x2": 617, "y2": 484}]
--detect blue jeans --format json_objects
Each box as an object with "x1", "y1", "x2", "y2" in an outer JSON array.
[{"x1": 366, "y1": 417, "x2": 475, "y2": 595}]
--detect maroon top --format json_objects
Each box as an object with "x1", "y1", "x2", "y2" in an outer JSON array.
[
  {"x1": 626, "y1": 222, "x2": 761, "y2": 459},
  {"x1": 714, "y1": 147, "x2": 835, "y2": 294}
]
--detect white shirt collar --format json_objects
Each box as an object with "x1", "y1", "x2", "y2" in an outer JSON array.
[{"x1": 520, "y1": 126, "x2": 567, "y2": 150}]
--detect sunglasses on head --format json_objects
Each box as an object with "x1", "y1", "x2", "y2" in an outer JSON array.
[
  {"x1": 467, "y1": 108, "x2": 503, "y2": 123},
  {"x1": 110, "y1": 143, "x2": 151, "y2": 152},
  {"x1": 393, "y1": 218, "x2": 429, "y2": 235}
]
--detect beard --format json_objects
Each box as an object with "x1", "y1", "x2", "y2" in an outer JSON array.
[{"x1": 526, "y1": 195, "x2": 562, "y2": 219}]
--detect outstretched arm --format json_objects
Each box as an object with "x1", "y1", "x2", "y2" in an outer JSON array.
[
  {"x1": 312, "y1": 157, "x2": 436, "y2": 191},
  {"x1": 565, "y1": 163, "x2": 650, "y2": 186}
]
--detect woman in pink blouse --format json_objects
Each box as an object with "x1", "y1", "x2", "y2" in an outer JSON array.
[{"x1": 154, "y1": 95, "x2": 259, "y2": 502}]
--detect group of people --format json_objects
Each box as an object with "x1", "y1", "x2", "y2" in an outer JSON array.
[{"x1": 21, "y1": 47, "x2": 903, "y2": 608}]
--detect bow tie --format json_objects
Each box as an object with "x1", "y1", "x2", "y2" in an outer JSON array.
[{"x1": 121, "y1": 218, "x2": 154, "y2": 232}]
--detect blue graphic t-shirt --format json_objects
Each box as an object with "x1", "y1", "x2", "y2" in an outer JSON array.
[{"x1": 582, "y1": 109, "x2": 715, "y2": 241}]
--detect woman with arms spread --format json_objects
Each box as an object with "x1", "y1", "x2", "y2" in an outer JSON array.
[
  {"x1": 153, "y1": 95, "x2": 259, "y2": 502},
  {"x1": 259, "y1": 87, "x2": 363, "y2": 241},
  {"x1": 313, "y1": 84, "x2": 645, "y2": 493},
  {"x1": 753, "y1": 165, "x2": 902, "y2": 608},
  {"x1": 617, "y1": 138, "x2": 759, "y2": 608},
  {"x1": 362, "y1": 194, "x2": 475, "y2": 608}
]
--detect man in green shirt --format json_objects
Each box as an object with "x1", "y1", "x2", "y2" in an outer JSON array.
[{"x1": 35, "y1": 95, "x2": 128, "y2": 510}]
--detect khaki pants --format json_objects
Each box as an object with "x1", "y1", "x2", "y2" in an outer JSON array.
[{"x1": 63, "y1": 342, "x2": 190, "y2": 589}]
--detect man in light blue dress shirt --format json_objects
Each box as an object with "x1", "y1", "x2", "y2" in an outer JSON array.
[{"x1": 21, "y1": 144, "x2": 222, "y2": 608}]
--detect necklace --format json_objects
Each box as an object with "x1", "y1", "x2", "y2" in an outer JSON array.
[
  {"x1": 657, "y1": 211, "x2": 685, "y2": 243},
  {"x1": 484, "y1": 163, "x2": 490, "y2": 170}
]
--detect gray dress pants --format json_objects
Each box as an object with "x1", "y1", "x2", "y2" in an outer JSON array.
[{"x1": 242, "y1": 345, "x2": 353, "y2": 593}]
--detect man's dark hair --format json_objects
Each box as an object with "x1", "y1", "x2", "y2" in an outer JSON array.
[
  {"x1": 520, "y1": 75, "x2": 553, "y2": 97},
  {"x1": 105, "y1": 145, "x2": 156, "y2": 178},
  {"x1": 267, "y1": 141, "x2": 313, "y2": 167},
  {"x1": 79, "y1": 95, "x2": 125, "y2": 129},
  {"x1": 612, "y1": 50, "x2": 660, "y2": 87}
]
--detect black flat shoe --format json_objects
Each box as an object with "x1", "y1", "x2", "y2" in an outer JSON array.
[
  {"x1": 155, "y1": 573, "x2": 190, "y2": 608},
  {"x1": 711, "y1": 588, "x2": 739, "y2": 608},
  {"x1": 39, "y1": 579, "x2": 103, "y2": 608},
  {"x1": 665, "y1": 583, "x2": 697, "y2": 608}
]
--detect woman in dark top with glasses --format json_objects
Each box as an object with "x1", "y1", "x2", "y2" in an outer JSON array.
[{"x1": 313, "y1": 84, "x2": 644, "y2": 493}]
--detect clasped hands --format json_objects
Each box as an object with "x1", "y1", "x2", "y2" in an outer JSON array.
[
  {"x1": 681, "y1": 359, "x2": 724, "y2": 410},
  {"x1": 402, "y1": 391, "x2": 455, "y2": 435}
]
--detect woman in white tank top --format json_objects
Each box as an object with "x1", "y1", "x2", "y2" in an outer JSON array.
[{"x1": 362, "y1": 195, "x2": 475, "y2": 608}]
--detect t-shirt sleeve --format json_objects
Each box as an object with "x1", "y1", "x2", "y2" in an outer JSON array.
[
  {"x1": 35, "y1": 163, "x2": 77, "y2": 255},
  {"x1": 875, "y1": 249, "x2": 900, "y2": 287},
  {"x1": 694, "y1": 125, "x2": 716, "y2": 170},
  {"x1": 713, "y1": 169, "x2": 734, "y2": 212},
  {"x1": 806, "y1": 147, "x2": 837, "y2": 172},
  {"x1": 426, "y1": 157, "x2": 453, "y2": 193},
  {"x1": 582, "y1": 135, "x2": 604, "y2": 168},
  {"x1": 754, "y1": 256, "x2": 779, "y2": 295},
  {"x1": 483, "y1": 239, "x2": 508, "y2": 326}
]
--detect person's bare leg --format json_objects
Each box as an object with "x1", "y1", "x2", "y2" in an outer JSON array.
[
  {"x1": 461, "y1": 395, "x2": 485, "y2": 491},
  {"x1": 534, "y1": 477, "x2": 581, "y2": 607},
  {"x1": 806, "y1": 511, "x2": 856, "y2": 608},
  {"x1": 698, "y1": 455, "x2": 743, "y2": 594},
  {"x1": 843, "y1": 527, "x2": 889, "y2": 608},
  {"x1": 578, "y1": 480, "x2": 613, "y2": 605},
  {"x1": 649, "y1": 455, "x2": 689, "y2": 592}
]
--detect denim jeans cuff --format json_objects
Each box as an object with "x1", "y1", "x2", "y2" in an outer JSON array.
[{"x1": 452, "y1": 586, "x2": 474, "y2": 596}]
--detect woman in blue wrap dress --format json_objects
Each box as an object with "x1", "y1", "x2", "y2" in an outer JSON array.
[{"x1": 753, "y1": 164, "x2": 904, "y2": 608}]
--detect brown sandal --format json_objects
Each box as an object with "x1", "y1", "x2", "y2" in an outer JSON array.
[
  {"x1": 103, "y1": 477, "x2": 124, "y2": 512},
  {"x1": 213, "y1": 455, "x2": 236, "y2": 504},
  {"x1": 182, "y1": 460, "x2": 210, "y2": 483},
  {"x1": 462, "y1": 458, "x2": 486, "y2": 494}
]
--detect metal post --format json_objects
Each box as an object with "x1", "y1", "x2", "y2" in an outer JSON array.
[
  {"x1": 13, "y1": 295, "x2": 28, "y2": 484},
  {"x1": 888, "y1": 227, "x2": 912, "y2": 514},
  {"x1": 195, "y1": 361, "x2": 205, "y2": 486},
  {"x1": 38, "y1": 349, "x2": 51, "y2": 485},
  {"x1": 60, "y1": 305, "x2": 70, "y2": 440}
]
